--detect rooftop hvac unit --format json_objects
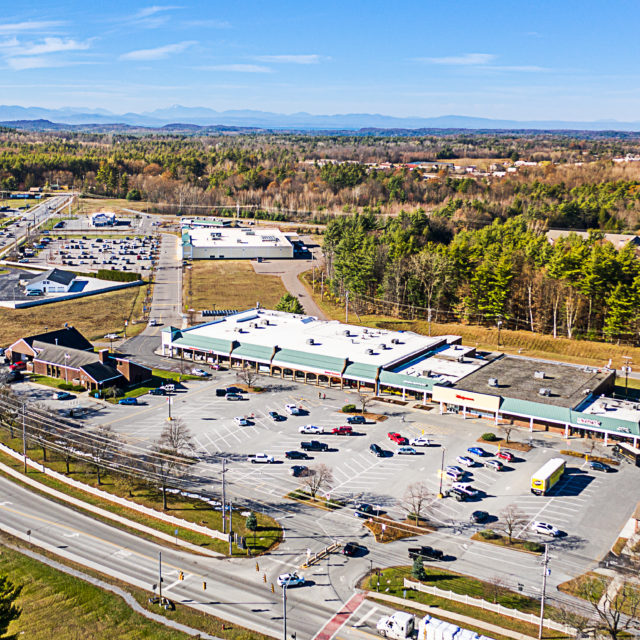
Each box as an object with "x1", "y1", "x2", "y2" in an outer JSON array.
[
  {"x1": 422, "y1": 370, "x2": 432, "y2": 378},
  {"x1": 366, "y1": 348, "x2": 374, "y2": 355},
  {"x1": 343, "y1": 329, "x2": 350, "y2": 336},
  {"x1": 534, "y1": 371, "x2": 545, "y2": 379},
  {"x1": 539, "y1": 387, "x2": 552, "y2": 397},
  {"x1": 379, "y1": 343, "x2": 386, "y2": 350},
  {"x1": 391, "y1": 338, "x2": 400, "y2": 344},
  {"x1": 306, "y1": 338, "x2": 315, "y2": 345},
  {"x1": 262, "y1": 319, "x2": 269, "y2": 325},
  {"x1": 488, "y1": 378, "x2": 498, "y2": 387},
  {"x1": 363, "y1": 328, "x2": 369, "y2": 334},
  {"x1": 583, "y1": 388, "x2": 591, "y2": 395},
  {"x1": 457, "y1": 356, "x2": 465, "y2": 363}
]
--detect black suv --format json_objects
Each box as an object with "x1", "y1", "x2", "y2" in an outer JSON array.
[
  {"x1": 369, "y1": 443, "x2": 384, "y2": 457},
  {"x1": 408, "y1": 546, "x2": 443, "y2": 561}
]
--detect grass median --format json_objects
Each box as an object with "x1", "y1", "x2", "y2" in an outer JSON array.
[{"x1": 0, "y1": 432, "x2": 282, "y2": 556}]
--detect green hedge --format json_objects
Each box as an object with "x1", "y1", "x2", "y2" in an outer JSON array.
[
  {"x1": 96, "y1": 269, "x2": 141, "y2": 282},
  {"x1": 481, "y1": 432, "x2": 498, "y2": 441},
  {"x1": 342, "y1": 404, "x2": 356, "y2": 413}
]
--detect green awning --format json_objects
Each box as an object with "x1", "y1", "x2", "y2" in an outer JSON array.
[
  {"x1": 343, "y1": 361, "x2": 379, "y2": 382},
  {"x1": 499, "y1": 398, "x2": 570, "y2": 422},
  {"x1": 379, "y1": 370, "x2": 435, "y2": 392},
  {"x1": 173, "y1": 334, "x2": 234, "y2": 354},
  {"x1": 272, "y1": 348, "x2": 345, "y2": 374},
  {"x1": 232, "y1": 342, "x2": 274, "y2": 362}
]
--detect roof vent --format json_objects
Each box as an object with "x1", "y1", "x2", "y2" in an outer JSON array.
[
  {"x1": 343, "y1": 329, "x2": 350, "y2": 337},
  {"x1": 488, "y1": 378, "x2": 498, "y2": 387},
  {"x1": 539, "y1": 387, "x2": 552, "y2": 397},
  {"x1": 306, "y1": 338, "x2": 315, "y2": 345},
  {"x1": 583, "y1": 388, "x2": 591, "y2": 395},
  {"x1": 379, "y1": 343, "x2": 386, "y2": 350},
  {"x1": 366, "y1": 348, "x2": 374, "y2": 355},
  {"x1": 534, "y1": 370, "x2": 546, "y2": 379},
  {"x1": 391, "y1": 338, "x2": 400, "y2": 344}
]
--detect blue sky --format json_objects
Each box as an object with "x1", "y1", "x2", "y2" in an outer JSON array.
[{"x1": 1, "y1": 1, "x2": 639, "y2": 120}]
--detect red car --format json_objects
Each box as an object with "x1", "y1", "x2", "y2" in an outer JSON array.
[
  {"x1": 9, "y1": 361, "x2": 26, "y2": 372},
  {"x1": 388, "y1": 432, "x2": 407, "y2": 445},
  {"x1": 496, "y1": 450, "x2": 514, "y2": 462},
  {"x1": 331, "y1": 426, "x2": 353, "y2": 435}
]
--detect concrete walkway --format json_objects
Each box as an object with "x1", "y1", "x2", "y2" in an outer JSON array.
[
  {"x1": 369, "y1": 591, "x2": 538, "y2": 640},
  {"x1": 4, "y1": 542, "x2": 220, "y2": 639}
]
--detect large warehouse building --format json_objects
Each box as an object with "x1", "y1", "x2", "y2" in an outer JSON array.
[
  {"x1": 181, "y1": 226, "x2": 295, "y2": 260},
  {"x1": 161, "y1": 308, "x2": 639, "y2": 445}
]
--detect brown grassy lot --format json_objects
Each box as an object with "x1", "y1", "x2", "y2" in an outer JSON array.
[
  {"x1": 0, "y1": 285, "x2": 147, "y2": 346},
  {"x1": 75, "y1": 197, "x2": 150, "y2": 214},
  {"x1": 184, "y1": 260, "x2": 288, "y2": 312},
  {"x1": 300, "y1": 271, "x2": 640, "y2": 371}
]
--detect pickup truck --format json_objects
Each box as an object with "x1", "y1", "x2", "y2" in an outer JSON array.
[
  {"x1": 300, "y1": 440, "x2": 329, "y2": 452},
  {"x1": 408, "y1": 545, "x2": 443, "y2": 561},
  {"x1": 330, "y1": 426, "x2": 353, "y2": 435}
]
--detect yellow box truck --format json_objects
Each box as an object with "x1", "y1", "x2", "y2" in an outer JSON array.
[{"x1": 530, "y1": 458, "x2": 566, "y2": 495}]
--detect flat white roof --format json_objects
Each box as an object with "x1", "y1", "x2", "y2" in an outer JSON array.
[
  {"x1": 186, "y1": 308, "x2": 445, "y2": 367},
  {"x1": 185, "y1": 227, "x2": 293, "y2": 250},
  {"x1": 394, "y1": 344, "x2": 489, "y2": 383},
  {"x1": 580, "y1": 396, "x2": 640, "y2": 423}
]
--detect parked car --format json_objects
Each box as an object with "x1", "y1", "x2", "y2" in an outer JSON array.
[
  {"x1": 445, "y1": 465, "x2": 465, "y2": 481},
  {"x1": 485, "y1": 459, "x2": 505, "y2": 472},
  {"x1": 331, "y1": 425, "x2": 353, "y2": 436},
  {"x1": 26, "y1": 290, "x2": 43, "y2": 296},
  {"x1": 467, "y1": 446, "x2": 488, "y2": 457},
  {"x1": 470, "y1": 510, "x2": 489, "y2": 524},
  {"x1": 215, "y1": 388, "x2": 227, "y2": 397},
  {"x1": 409, "y1": 436, "x2": 434, "y2": 447},
  {"x1": 397, "y1": 446, "x2": 417, "y2": 455},
  {"x1": 300, "y1": 440, "x2": 328, "y2": 452},
  {"x1": 234, "y1": 417, "x2": 250, "y2": 426},
  {"x1": 118, "y1": 397, "x2": 138, "y2": 405},
  {"x1": 496, "y1": 450, "x2": 514, "y2": 462},
  {"x1": 388, "y1": 432, "x2": 407, "y2": 445},
  {"x1": 452, "y1": 483, "x2": 478, "y2": 498},
  {"x1": 590, "y1": 461, "x2": 613, "y2": 472},
  {"x1": 268, "y1": 411, "x2": 285, "y2": 422},
  {"x1": 248, "y1": 453, "x2": 275, "y2": 464},
  {"x1": 456, "y1": 455, "x2": 475, "y2": 467},
  {"x1": 531, "y1": 521, "x2": 560, "y2": 537},
  {"x1": 354, "y1": 503, "x2": 383, "y2": 518},
  {"x1": 298, "y1": 424, "x2": 323, "y2": 434},
  {"x1": 226, "y1": 393, "x2": 243, "y2": 401},
  {"x1": 191, "y1": 368, "x2": 210, "y2": 377},
  {"x1": 408, "y1": 546, "x2": 443, "y2": 561},
  {"x1": 285, "y1": 403, "x2": 302, "y2": 415},
  {"x1": 289, "y1": 465, "x2": 309, "y2": 477},
  {"x1": 149, "y1": 388, "x2": 166, "y2": 396},
  {"x1": 342, "y1": 542, "x2": 366, "y2": 557},
  {"x1": 148, "y1": 319, "x2": 160, "y2": 327},
  {"x1": 369, "y1": 443, "x2": 384, "y2": 457},
  {"x1": 285, "y1": 450, "x2": 310, "y2": 460},
  {"x1": 52, "y1": 391, "x2": 73, "y2": 401},
  {"x1": 9, "y1": 361, "x2": 27, "y2": 372},
  {"x1": 346, "y1": 415, "x2": 366, "y2": 425},
  {"x1": 277, "y1": 572, "x2": 305, "y2": 587}
]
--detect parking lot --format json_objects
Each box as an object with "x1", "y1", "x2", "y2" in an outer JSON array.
[{"x1": 12, "y1": 366, "x2": 637, "y2": 565}]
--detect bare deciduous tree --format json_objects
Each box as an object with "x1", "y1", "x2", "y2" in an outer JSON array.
[
  {"x1": 577, "y1": 576, "x2": 640, "y2": 640},
  {"x1": 301, "y1": 464, "x2": 333, "y2": 499},
  {"x1": 158, "y1": 417, "x2": 194, "y2": 456},
  {"x1": 499, "y1": 504, "x2": 528, "y2": 544},
  {"x1": 402, "y1": 481, "x2": 434, "y2": 526},
  {"x1": 358, "y1": 391, "x2": 374, "y2": 415},
  {"x1": 499, "y1": 423, "x2": 515, "y2": 444},
  {"x1": 85, "y1": 425, "x2": 119, "y2": 486},
  {"x1": 236, "y1": 366, "x2": 260, "y2": 390}
]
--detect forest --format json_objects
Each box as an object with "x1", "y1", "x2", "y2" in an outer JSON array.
[{"x1": 322, "y1": 212, "x2": 640, "y2": 344}]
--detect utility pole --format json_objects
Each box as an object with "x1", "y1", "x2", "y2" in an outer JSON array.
[
  {"x1": 622, "y1": 357, "x2": 632, "y2": 398},
  {"x1": 228, "y1": 500, "x2": 233, "y2": 556},
  {"x1": 158, "y1": 551, "x2": 163, "y2": 601},
  {"x1": 222, "y1": 459, "x2": 227, "y2": 534},
  {"x1": 22, "y1": 403, "x2": 27, "y2": 473},
  {"x1": 345, "y1": 290, "x2": 349, "y2": 324},
  {"x1": 320, "y1": 271, "x2": 324, "y2": 299},
  {"x1": 283, "y1": 584, "x2": 288, "y2": 640},
  {"x1": 427, "y1": 307, "x2": 432, "y2": 337},
  {"x1": 437, "y1": 446, "x2": 446, "y2": 498},
  {"x1": 538, "y1": 543, "x2": 549, "y2": 640}
]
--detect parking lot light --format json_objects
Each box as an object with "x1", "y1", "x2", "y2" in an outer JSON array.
[{"x1": 437, "y1": 447, "x2": 446, "y2": 498}]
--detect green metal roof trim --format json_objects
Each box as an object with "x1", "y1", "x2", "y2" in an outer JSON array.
[
  {"x1": 232, "y1": 342, "x2": 274, "y2": 361},
  {"x1": 570, "y1": 409, "x2": 639, "y2": 436},
  {"x1": 272, "y1": 348, "x2": 345, "y2": 373},
  {"x1": 173, "y1": 334, "x2": 234, "y2": 354},
  {"x1": 379, "y1": 370, "x2": 435, "y2": 391},
  {"x1": 343, "y1": 361, "x2": 379, "y2": 381},
  {"x1": 162, "y1": 326, "x2": 181, "y2": 336},
  {"x1": 181, "y1": 232, "x2": 191, "y2": 246},
  {"x1": 500, "y1": 398, "x2": 571, "y2": 422}
]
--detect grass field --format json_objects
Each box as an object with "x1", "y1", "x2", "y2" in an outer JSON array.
[
  {"x1": 0, "y1": 284, "x2": 147, "y2": 345},
  {"x1": 184, "y1": 260, "x2": 288, "y2": 312},
  {"x1": 3, "y1": 542, "x2": 190, "y2": 639},
  {"x1": 0, "y1": 197, "x2": 38, "y2": 210},
  {"x1": 300, "y1": 272, "x2": 640, "y2": 371}
]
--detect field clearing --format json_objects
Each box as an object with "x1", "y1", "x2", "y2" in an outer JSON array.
[
  {"x1": 300, "y1": 271, "x2": 640, "y2": 370},
  {"x1": 446, "y1": 157, "x2": 511, "y2": 169},
  {"x1": 75, "y1": 197, "x2": 149, "y2": 214},
  {"x1": 0, "y1": 285, "x2": 147, "y2": 345},
  {"x1": 184, "y1": 260, "x2": 288, "y2": 312},
  {"x1": 3, "y1": 542, "x2": 189, "y2": 639},
  {"x1": 0, "y1": 197, "x2": 38, "y2": 209}
]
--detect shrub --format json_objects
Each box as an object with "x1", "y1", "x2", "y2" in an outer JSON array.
[
  {"x1": 342, "y1": 404, "x2": 357, "y2": 413},
  {"x1": 479, "y1": 529, "x2": 498, "y2": 540},
  {"x1": 96, "y1": 269, "x2": 141, "y2": 282},
  {"x1": 58, "y1": 383, "x2": 85, "y2": 392},
  {"x1": 481, "y1": 432, "x2": 498, "y2": 441},
  {"x1": 524, "y1": 541, "x2": 544, "y2": 553},
  {"x1": 411, "y1": 556, "x2": 427, "y2": 581},
  {"x1": 126, "y1": 188, "x2": 142, "y2": 201}
]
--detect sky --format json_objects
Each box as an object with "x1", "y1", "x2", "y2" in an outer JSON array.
[{"x1": 1, "y1": 1, "x2": 639, "y2": 121}]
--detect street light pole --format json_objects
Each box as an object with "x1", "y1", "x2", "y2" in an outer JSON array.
[
  {"x1": 222, "y1": 458, "x2": 227, "y2": 534},
  {"x1": 538, "y1": 543, "x2": 549, "y2": 640},
  {"x1": 22, "y1": 403, "x2": 27, "y2": 474},
  {"x1": 283, "y1": 584, "x2": 288, "y2": 640},
  {"x1": 438, "y1": 447, "x2": 446, "y2": 498},
  {"x1": 497, "y1": 318, "x2": 503, "y2": 348},
  {"x1": 158, "y1": 551, "x2": 163, "y2": 602}
]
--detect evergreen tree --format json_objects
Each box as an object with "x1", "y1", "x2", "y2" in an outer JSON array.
[
  {"x1": 0, "y1": 574, "x2": 22, "y2": 636},
  {"x1": 411, "y1": 556, "x2": 426, "y2": 581},
  {"x1": 275, "y1": 293, "x2": 305, "y2": 315}
]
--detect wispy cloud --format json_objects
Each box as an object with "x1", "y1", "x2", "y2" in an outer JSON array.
[
  {"x1": 120, "y1": 41, "x2": 195, "y2": 61},
  {"x1": 14, "y1": 37, "x2": 91, "y2": 57},
  {"x1": 420, "y1": 53, "x2": 496, "y2": 65},
  {"x1": 204, "y1": 64, "x2": 272, "y2": 73},
  {"x1": 0, "y1": 20, "x2": 64, "y2": 34},
  {"x1": 181, "y1": 19, "x2": 230, "y2": 29},
  {"x1": 6, "y1": 56, "x2": 74, "y2": 70},
  {"x1": 127, "y1": 5, "x2": 182, "y2": 28},
  {"x1": 254, "y1": 54, "x2": 323, "y2": 65},
  {"x1": 133, "y1": 5, "x2": 181, "y2": 19}
]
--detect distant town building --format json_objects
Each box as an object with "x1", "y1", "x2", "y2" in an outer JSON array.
[
  {"x1": 25, "y1": 268, "x2": 77, "y2": 294},
  {"x1": 91, "y1": 211, "x2": 116, "y2": 226}
]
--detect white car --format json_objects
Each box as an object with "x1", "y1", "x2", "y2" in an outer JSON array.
[
  {"x1": 248, "y1": 453, "x2": 275, "y2": 464},
  {"x1": 409, "y1": 436, "x2": 433, "y2": 447},
  {"x1": 298, "y1": 424, "x2": 323, "y2": 434},
  {"x1": 191, "y1": 368, "x2": 210, "y2": 377},
  {"x1": 456, "y1": 455, "x2": 475, "y2": 467},
  {"x1": 531, "y1": 521, "x2": 559, "y2": 537},
  {"x1": 397, "y1": 446, "x2": 417, "y2": 455},
  {"x1": 234, "y1": 417, "x2": 250, "y2": 426},
  {"x1": 277, "y1": 572, "x2": 305, "y2": 587},
  {"x1": 285, "y1": 403, "x2": 302, "y2": 415}
]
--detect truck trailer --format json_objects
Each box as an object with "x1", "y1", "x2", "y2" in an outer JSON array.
[{"x1": 530, "y1": 457, "x2": 566, "y2": 495}]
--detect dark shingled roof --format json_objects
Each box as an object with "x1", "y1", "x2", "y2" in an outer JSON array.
[
  {"x1": 28, "y1": 268, "x2": 76, "y2": 287},
  {"x1": 24, "y1": 326, "x2": 93, "y2": 352},
  {"x1": 34, "y1": 344, "x2": 122, "y2": 384}
]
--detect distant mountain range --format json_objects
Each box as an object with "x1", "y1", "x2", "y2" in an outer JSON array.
[{"x1": 1, "y1": 104, "x2": 640, "y2": 133}]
